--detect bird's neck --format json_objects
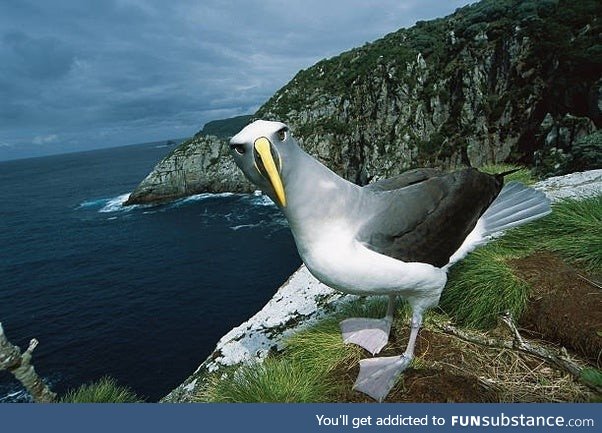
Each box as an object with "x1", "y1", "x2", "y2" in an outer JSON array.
[{"x1": 280, "y1": 146, "x2": 360, "y2": 237}]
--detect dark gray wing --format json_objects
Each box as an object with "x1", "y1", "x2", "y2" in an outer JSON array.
[
  {"x1": 364, "y1": 168, "x2": 445, "y2": 192},
  {"x1": 358, "y1": 168, "x2": 503, "y2": 267}
]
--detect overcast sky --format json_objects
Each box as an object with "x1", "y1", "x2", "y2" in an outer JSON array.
[{"x1": 0, "y1": 0, "x2": 472, "y2": 160}]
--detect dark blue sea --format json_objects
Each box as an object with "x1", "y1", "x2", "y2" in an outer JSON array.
[{"x1": 0, "y1": 142, "x2": 301, "y2": 402}]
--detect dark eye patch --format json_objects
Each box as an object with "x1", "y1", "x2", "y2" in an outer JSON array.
[
  {"x1": 230, "y1": 143, "x2": 245, "y2": 154},
  {"x1": 277, "y1": 127, "x2": 288, "y2": 141}
]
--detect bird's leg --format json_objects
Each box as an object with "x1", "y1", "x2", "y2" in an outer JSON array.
[
  {"x1": 352, "y1": 309, "x2": 423, "y2": 402},
  {"x1": 340, "y1": 295, "x2": 396, "y2": 355}
]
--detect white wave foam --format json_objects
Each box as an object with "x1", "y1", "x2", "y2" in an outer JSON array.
[
  {"x1": 78, "y1": 193, "x2": 132, "y2": 213},
  {"x1": 0, "y1": 372, "x2": 61, "y2": 402},
  {"x1": 181, "y1": 192, "x2": 236, "y2": 204},
  {"x1": 0, "y1": 389, "x2": 31, "y2": 403},
  {"x1": 230, "y1": 217, "x2": 288, "y2": 231},
  {"x1": 78, "y1": 198, "x2": 108, "y2": 208},
  {"x1": 79, "y1": 190, "x2": 278, "y2": 216},
  {"x1": 248, "y1": 194, "x2": 276, "y2": 207},
  {"x1": 230, "y1": 223, "x2": 262, "y2": 231},
  {"x1": 99, "y1": 193, "x2": 132, "y2": 213}
]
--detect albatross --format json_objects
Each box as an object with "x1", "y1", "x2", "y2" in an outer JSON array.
[{"x1": 229, "y1": 120, "x2": 551, "y2": 401}]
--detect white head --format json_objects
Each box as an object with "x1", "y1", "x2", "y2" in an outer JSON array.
[{"x1": 229, "y1": 120, "x2": 297, "y2": 207}]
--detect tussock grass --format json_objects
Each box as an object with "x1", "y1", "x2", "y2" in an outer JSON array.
[
  {"x1": 199, "y1": 317, "x2": 364, "y2": 402},
  {"x1": 284, "y1": 317, "x2": 363, "y2": 376},
  {"x1": 440, "y1": 245, "x2": 531, "y2": 328},
  {"x1": 199, "y1": 357, "x2": 336, "y2": 402},
  {"x1": 441, "y1": 195, "x2": 601, "y2": 328},
  {"x1": 527, "y1": 196, "x2": 601, "y2": 273},
  {"x1": 60, "y1": 377, "x2": 142, "y2": 403}
]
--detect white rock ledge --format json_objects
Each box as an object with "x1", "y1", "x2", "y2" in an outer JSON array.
[
  {"x1": 533, "y1": 169, "x2": 602, "y2": 201},
  {"x1": 162, "y1": 169, "x2": 601, "y2": 402},
  {"x1": 205, "y1": 266, "x2": 351, "y2": 372}
]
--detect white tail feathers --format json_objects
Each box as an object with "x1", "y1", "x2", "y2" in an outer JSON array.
[
  {"x1": 480, "y1": 182, "x2": 551, "y2": 235},
  {"x1": 445, "y1": 181, "x2": 551, "y2": 269}
]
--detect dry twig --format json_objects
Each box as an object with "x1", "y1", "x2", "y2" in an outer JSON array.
[{"x1": 438, "y1": 313, "x2": 601, "y2": 395}]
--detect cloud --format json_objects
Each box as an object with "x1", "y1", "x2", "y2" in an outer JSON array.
[
  {"x1": 0, "y1": 0, "x2": 472, "y2": 160},
  {"x1": 32, "y1": 134, "x2": 59, "y2": 145},
  {"x1": 2, "y1": 31, "x2": 76, "y2": 81}
]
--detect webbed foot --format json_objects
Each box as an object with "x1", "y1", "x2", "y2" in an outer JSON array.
[
  {"x1": 353, "y1": 355, "x2": 412, "y2": 402},
  {"x1": 340, "y1": 317, "x2": 392, "y2": 355}
]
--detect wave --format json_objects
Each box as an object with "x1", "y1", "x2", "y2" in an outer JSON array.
[
  {"x1": 0, "y1": 389, "x2": 31, "y2": 403},
  {"x1": 78, "y1": 193, "x2": 131, "y2": 213},
  {"x1": 247, "y1": 194, "x2": 276, "y2": 207},
  {"x1": 78, "y1": 198, "x2": 111, "y2": 208},
  {"x1": 179, "y1": 192, "x2": 236, "y2": 204},
  {"x1": 0, "y1": 372, "x2": 61, "y2": 403},
  {"x1": 230, "y1": 223, "x2": 263, "y2": 231},
  {"x1": 172, "y1": 191, "x2": 276, "y2": 209},
  {"x1": 77, "y1": 191, "x2": 277, "y2": 217},
  {"x1": 99, "y1": 193, "x2": 132, "y2": 213}
]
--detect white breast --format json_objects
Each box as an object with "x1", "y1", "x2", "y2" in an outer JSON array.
[{"x1": 295, "y1": 222, "x2": 447, "y2": 298}]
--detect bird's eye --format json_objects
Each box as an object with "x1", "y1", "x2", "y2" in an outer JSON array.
[
  {"x1": 277, "y1": 128, "x2": 287, "y2": 141},
  {"x1": 230, "y1": 143, "x2": 245, "y2": 155}
]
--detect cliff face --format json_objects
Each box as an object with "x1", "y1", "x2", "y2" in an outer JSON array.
[
  {"x1": 125, "y1": 134, "x2": 253, "y2": 205},
  {"x1": 127, "y1": 0, "x2": 601, "y2": 204},
  {"x1": 257, "y1": 0, "x2": 600, "y2": 184}
]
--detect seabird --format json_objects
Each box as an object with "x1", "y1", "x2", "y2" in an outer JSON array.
[{"x1": 229, "y1": 120, "x2": 551, "y2": 401}]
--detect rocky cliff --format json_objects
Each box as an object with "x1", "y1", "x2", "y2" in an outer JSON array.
[
  {"x1": 124, "y1": 134, "x2": 254, "y2": 205},
  {"x1": 127, "y1": 0, "x2": 601, "y2": 205}
]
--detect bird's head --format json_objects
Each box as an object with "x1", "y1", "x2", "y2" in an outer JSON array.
[{"x1": 229, "y1": 119, "x2": 296, "y2": 208}]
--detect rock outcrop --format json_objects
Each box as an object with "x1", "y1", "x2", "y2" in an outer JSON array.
[
  {"x1": 127, "y1": 0, "x2": 601, "y2": 205},
  {"x1": 125, "y1": 134, "x2": 254, "y2": 205}
]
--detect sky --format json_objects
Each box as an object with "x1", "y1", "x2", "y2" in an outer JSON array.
[{"x1": 0, "y1": 0, "x2": 473, "y2": 161}]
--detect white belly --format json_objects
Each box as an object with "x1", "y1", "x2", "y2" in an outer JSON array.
[{"x1": 295, "y1": 224, "x2": 447, "y2": 300}]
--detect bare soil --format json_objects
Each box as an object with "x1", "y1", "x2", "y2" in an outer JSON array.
[
  {"x1": 339, "y1": 249, "x2": 602, "y2": 404},
  {"x1": 511, "y1": 252, "x2": 602, "y2": 367},
  {"x1": 377, "y1": 252, "x2": 601, "y2": 403},
  {"x1": 342, "y1": 329, "x2": 499, "y2": 403}
]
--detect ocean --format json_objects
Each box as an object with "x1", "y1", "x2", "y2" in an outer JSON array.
[{"x1": 0, "y1": 142, "x2": 301, "y2": 402}]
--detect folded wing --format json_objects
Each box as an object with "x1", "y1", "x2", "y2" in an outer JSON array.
[{"x1": 358, "y1": 168, "x2": 503, "y2": 267}]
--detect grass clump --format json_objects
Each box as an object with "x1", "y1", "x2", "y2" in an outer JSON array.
[
  {"x1": 284, "y1": 317, "x2": 364, "y2": 376},
  {"x1": 60, "y1": 376, "x2": 142, "y2": 403},
  {"x1": 497, "y1": 195, "x2": 601, "y2": 273},
  {"x1": 440, "y1": 244, "x2": 531, "y2": 328},
  {"x1": 199, "y1": 357, "x2": 334, "y2": 402},
  {"x1": 199, "y1": 316, "x2": 364, "y2": 402},
  {"x1": 529, "y1": 196, "x2": 601, "y2": 273},
  {"x1": 441, "y1": 195, "x2": 601, "y2": 328}
]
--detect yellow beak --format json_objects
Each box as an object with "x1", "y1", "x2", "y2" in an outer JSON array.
[{"x1": 254, "y1": 137, "x2": 287, "y2": 207}]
